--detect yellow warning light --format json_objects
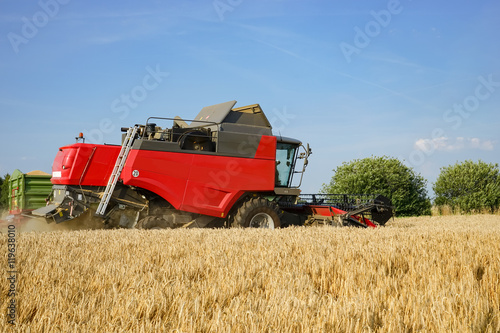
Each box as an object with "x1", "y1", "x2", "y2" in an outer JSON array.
[{"x1": 76, "y1": 132, "x2": 85, "y2": 143}]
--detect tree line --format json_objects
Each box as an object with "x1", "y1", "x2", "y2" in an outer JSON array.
[
  {"x1": 322, "y1": 157, "x2": 500, "y2": 217},
  {"x1": 0, "y1": 173, "x2": 10, "y2": 210}
]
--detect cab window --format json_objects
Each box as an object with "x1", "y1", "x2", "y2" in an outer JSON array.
[{"x1": 275, "y1": 143, "x2": 297, "y2": 187}]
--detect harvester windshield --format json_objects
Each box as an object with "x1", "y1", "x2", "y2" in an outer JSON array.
[{"x1": 275, "y1": 142, "x2": 297, "y2": 187}]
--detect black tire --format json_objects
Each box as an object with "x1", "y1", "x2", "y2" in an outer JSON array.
[{"x1": 231, "y1": 197, "x2": 281, "y2": 229}]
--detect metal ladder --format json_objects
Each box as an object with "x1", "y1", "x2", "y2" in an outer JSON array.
[{"x1": 95, "y1": 126, "x2": 138, "y2": 217}]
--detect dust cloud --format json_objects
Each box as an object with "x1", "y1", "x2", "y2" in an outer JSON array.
[{"x1": 1, "y1": 210, "x2": 106, "y2": 233}]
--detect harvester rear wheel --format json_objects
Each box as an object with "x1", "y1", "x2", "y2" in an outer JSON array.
[{"x1": 231, "y1": 197, "x2": 281, "y2": 229}]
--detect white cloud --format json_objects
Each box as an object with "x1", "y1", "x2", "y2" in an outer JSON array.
[{"x1": 414, "y1": 137, "x2": 495, "y2": 152}]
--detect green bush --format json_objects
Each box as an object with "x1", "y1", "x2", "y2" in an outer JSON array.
[
  {"x1": 433, "y1": 160, "x2": 500, "y2": 213},
  {"x1": 0, "y1": 174, "x2": 10, "y2": 210},
  {"x1": 322, "y1": 156, "x2": 431, "y2": 216}
]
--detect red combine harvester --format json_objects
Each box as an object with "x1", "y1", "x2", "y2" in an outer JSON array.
[{"x1": 33, "y1": 101, "x2": 393, "y2": 229}]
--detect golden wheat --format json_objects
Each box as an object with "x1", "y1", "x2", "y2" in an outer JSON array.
[
  {"x1": 431, "y1": 205, "x2": 500, "y2": 216},
  {"x1": 1, "y1": 215, "x2": 499, "y2": 332}
]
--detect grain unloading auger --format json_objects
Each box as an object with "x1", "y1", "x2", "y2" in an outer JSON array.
[{"x1": 32, "y1": 101, "x2": 393, "y2": 229}]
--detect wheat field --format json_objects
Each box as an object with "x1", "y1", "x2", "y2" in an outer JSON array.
[{"x1": 1, "y1": 215, "x2": 499, "y2": 332}]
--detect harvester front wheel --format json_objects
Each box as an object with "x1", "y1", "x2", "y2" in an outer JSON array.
[{"x1": 231, "y1": 197, "x2": 281, "y2": 229}]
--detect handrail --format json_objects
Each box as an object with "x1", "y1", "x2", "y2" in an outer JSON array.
[
  {"x1": 143, "y1": 116, "x2": 222, "y2": 152},
  {"x1": 145, "y1": 116, "x2": 219, "y2": 130}
]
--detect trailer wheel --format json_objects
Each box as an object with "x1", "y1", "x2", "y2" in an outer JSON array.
[{"x1": 232, "y1": 197, "x2": 281, "y2": 229}]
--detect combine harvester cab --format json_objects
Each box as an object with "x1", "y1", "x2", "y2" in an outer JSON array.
[{"x1": 33, "y1": 100, "x2": 393, "y2": 229}]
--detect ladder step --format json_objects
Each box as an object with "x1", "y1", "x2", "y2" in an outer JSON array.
[{"x1": 95, "y1": 126, "x2": 138, "y2": 216}]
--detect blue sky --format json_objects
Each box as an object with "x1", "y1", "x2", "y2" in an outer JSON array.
[{"x1": 1, "y1": 0, "x2": 499, "y2": 197}]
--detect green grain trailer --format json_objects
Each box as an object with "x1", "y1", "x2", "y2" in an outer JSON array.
[{"x1": 9, "y1": 169, "x2": 52, "y2": 215}]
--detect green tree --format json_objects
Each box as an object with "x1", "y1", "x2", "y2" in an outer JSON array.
[
  {"x1": 0, "y1": 176, "x2": 3, "y2": 209},
  {"x1": 322, "y1": 156, "x2": 431, "y2": 216},
  {"x1": 0, "y1": 173, "x2": 10, "y2": 210},
  {"x1": 433, "y1": 160, "x2": 500, "y2": 213}
]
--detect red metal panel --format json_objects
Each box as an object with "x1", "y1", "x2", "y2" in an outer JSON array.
[
  {"x1": 122, "y1": 150, "x2": 193, "y2": 209},
  {"x1": 308, "y1": 205, "x2": 377, "y2": 228},
  {"x1": 362, "y1": 217, "x2": 377, "y2": 228},
  {"x1": 51, "y1": 144, "x2": 120, "y2": 186},
  {"x1": 310, "y1": 205, "x2": 346, "y2": 216},
  {"x1": 51, "y1": 135, "x2": 277, "y2": 218},
  {"x1": 180, "y1": 153, "x2": 275, "y2": 216},
  {"x1": 254, "y1": 135, "x2": 277, "y2": 160},
  {"x1": 122, "y1": 135, "x2": 277, "y2": 217}
]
